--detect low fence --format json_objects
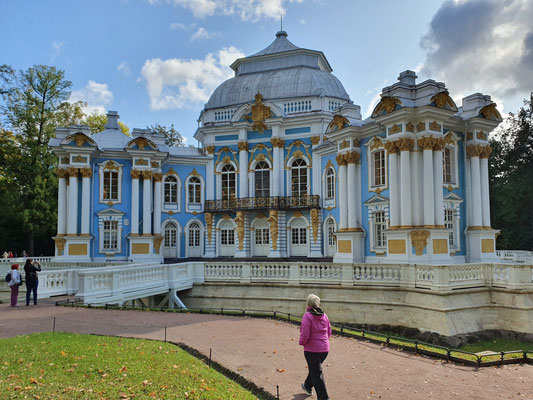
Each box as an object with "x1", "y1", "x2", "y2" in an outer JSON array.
[
  {"x1": 495, "y1": 250, "x2": 533, "y2": 264},
  {"x1": 55, "y1": 300, "x2": 533, "y2": 368}
]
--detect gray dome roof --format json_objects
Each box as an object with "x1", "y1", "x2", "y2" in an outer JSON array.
[
  {"x1": 205, "y1": 67, "x2": 350, "y2": 110},
  {"x1": 205, "y1": 31, "x2": 350, "y2": 110}
]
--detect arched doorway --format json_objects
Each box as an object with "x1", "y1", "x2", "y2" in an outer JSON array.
[
  {"x1": 290, "y1": 218, "x2": 308, "y2": 257},
  {"x1": 325, "y1": 218, "x2": 336, "y2": 257},
  {"x1": 219, "y1": 219, "x2": 236, "y2": 257},
  {"x1": 252, "y1": 219, "x2": 270, "y2": 257},
  {"x1": 187, "y1": 221, "x2": 202, "y2": 257},
  {"x1": 163, "y1": 221, "x2": 178, "y2": 258}
]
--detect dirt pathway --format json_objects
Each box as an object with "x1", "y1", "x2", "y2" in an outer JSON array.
[{"x1": 1, "y1": 300, "x2": 532, "y2": 400}]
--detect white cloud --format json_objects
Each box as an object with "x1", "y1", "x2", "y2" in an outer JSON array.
[
  {"x1": 151, "y1": 0, "x2": 305, "y2": 21},
  {"x1": 51, "y1": 41, "x2": 64, "y2": 60},
  {"x1": 141, "y1": 46, "x2": 245, "y2": 110},
  {"x1": 117, "y1": 61, "x2": 131, "y2": 76},
  {"x1": 420, "y1": 0, "x2": 533, "y2": 113},
  {"x1": 70, "y1": 80, "x2": 114, "y2": 114},
  {"x1": 190, "y1": 27, "x2": 219, "y2": 41}
]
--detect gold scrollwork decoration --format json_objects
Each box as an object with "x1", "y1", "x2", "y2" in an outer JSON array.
[
  {"x1": 310, "y1": 135, "x2": 320, "y2": 145},
  {"x1": 237, "y1": 141, "x2": 248, "y2": 151},
  {"x1": 328, "y1": 114, "x2": 350, "y2": 132},
  {"x1": 153, "y1": 235, "x2": 163, "y2": 254},
  {"x1": 430, "y1": 91, "x2": 457, "y2": 111},
  {"x1": 406, "y1": 122, "x2": 414, "y2": 132},
  {"x1": 410, "y1": 230, "x2": 430, "y2": 256},
  {"x1": 429, "y1": 121, "x2": 442, "y2": 132},
  {"x1": 371, "y1": 97, "x2": 402, "y2": 118},
  {"x1": 479, "y1": 103, "x2": 502, "y2": 121},
  {"x1": 267, "y1": 210, "x2": 279, "y2": 251},
  {"x1": 205, "y1": 213, "x2": 213, "y2": 244},
  {"x1": 310, "y1": 208, "x2": 319, "y2": 244},
  {"x1": 205, "y1": 145, "x2": 215, "y2": 154},
  {"x1": 244, "y1": 92, "x2": 273, "y2": 133},
  {"x1": 389, "y1": 124, "x2": 402, "y2": 135},
  {"x1": 416, "y1": 121, "x2": 425, "y2": 132}
]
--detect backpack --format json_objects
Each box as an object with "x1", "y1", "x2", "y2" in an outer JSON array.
[{"x1": 5, "y1": 272, "x2": 11, "y2": 282}]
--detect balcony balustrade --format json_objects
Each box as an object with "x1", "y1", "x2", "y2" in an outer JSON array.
[{"x1": 205, "y1": 195, "x2": 320, "y2": 212}]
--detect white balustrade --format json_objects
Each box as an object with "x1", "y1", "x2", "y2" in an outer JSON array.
[{"x1": 251, "y1": 264, "x2": 290, "y2": 281}]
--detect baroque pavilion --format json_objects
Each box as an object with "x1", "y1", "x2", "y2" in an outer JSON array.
[{"x1": 49, "y1": 31, "x2": 502, "y2": 264}]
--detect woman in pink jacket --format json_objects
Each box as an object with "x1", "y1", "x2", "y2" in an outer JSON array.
[{"x1": 299, "y1": 294, "x2": 331, "y2": 399}]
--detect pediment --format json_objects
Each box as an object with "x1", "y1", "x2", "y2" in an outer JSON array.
[
  {"x1": 364, "y1": 194, "x2": 389, "y2": 206},
  {"x1": 97, "y1": 207, "x2": 125, "y2": 217}
]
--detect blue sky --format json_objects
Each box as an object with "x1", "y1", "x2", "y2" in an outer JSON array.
[{"x1": 2, "y1": 0, "x2": 532, "y2": 144}]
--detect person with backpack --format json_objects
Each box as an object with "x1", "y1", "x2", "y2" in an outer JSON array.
[
  {"x1": 299, "y1": 294, "x2": 332, "y2": 400},
  {"x1": 24, "y1": 258, "x2": 41, "y2": 306},
  {"x1": 7, "y1": 263, "x2": 22, "y2": 307}
]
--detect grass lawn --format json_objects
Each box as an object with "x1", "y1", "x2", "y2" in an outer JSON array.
[
  {"x1": 0, "y1": 332, "x2": 257, "y2": 400},
  {"x1": 460, "y1": 339, "x2": 533, "y2": 353}
]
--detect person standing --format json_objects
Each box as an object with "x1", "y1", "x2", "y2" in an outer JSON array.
[
  {"x1": 299, "y1": 294, "x2": 331, "y2": 400},
  {"x1": 24, "y1": 258, "x2": 41, "y2": 306},
  {"x1": 8, "y1": 263, "x2": 22, "y2": 307}
]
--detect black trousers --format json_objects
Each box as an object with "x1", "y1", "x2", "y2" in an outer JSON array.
[
  {"x1": 303, "y1": 351, "x2": 329, "y2": 400},
  {"x1": 26, "y1": 280, "x2": 38, "y2": 305}
]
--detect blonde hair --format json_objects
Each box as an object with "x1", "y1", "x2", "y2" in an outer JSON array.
[{"x1": 306, "y1": 294, "x2": 320, "y2": 308}]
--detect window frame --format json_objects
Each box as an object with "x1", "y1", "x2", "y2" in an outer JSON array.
[
  {"x1": 290, "y1": 158, "x2": 308, "y2": 197},
  {"x1": 99, "y1": 161, "x2": 123, "y2": 205},
  {"x1": 185, "y1": 172, "x2": 204, "y2": 213}
]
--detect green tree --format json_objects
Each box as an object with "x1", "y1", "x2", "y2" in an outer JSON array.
[
  {"x1": 84, "y1": 113, "x2": 130, "y2": 135},
  {"x1": 147, "y1": 123, "x2": 185, "y2": 147},
  {"x1": 0, "y1": 65, "x2": 71, "y2": 255},
  {"x1": 489, "y1": 93, "x2": 533, "y2": 251}
]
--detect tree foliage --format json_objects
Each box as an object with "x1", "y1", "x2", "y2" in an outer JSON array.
[
  {"x1": 489, "y1": 93, "x2": 533, "y2": 251},
  {"x1": 56, "y1": 101, "x2": 130, "y2": 135},
  {"x1": 147, "y1": 123, "x2": 184, "y2": 147}
]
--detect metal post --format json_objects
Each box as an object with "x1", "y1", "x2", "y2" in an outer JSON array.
[
  {"x1": 209, "y1": 348, "x2": 212, "y2": 368},
  {"x1": 53, "y1": 317, "x2": 56, "y2": 333},
  {"x1": 276, "y1": 385, "x2": 279, "y2": 399},
  {"x1": 165, "y1": 326, "x2": 167, "y2": 342}
]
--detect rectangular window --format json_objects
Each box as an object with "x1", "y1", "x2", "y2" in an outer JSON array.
[
  {"x1": 103, "y1": 171, "x2": 119, "y2": 201},
  {"x1": 373, "y1": 151, "x2": 385, "y2": 187},
  {"x1": 299, "y1": 228, "x2": 307, "y2": 244},
  {"x1": 328, "y1": 226, "x2": 336, "y2": 246},
  {"x1": 443, "y1": 147, "x2": 453, "y2": 184},
  {"x1": 255, "y1": 228, "x2": 269, "y2": 245},
  {"x1": 445, "y1": 209, "x2": 455, "y2": 247},
  {"x1": 374, "y1": 211, "x2": 386, "y2": 248},
  {"x1": 221, "y1": 229, "x2": 234, "y2": 245},
  {"x1": 103, "y1": 220, "x2": 118, "y2": 250}
]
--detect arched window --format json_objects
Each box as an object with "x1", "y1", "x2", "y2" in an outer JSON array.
[
  {"x1": 221, "y1": 164, "x2": 236, "y2": 200},
  {"x1": 325, "y1": 168, "x2": 335, "y2": 199},
  {"x1": 188, "y1": 221, "x2": 201, "y2": 247},
  {"x1": 164, "y1": 176, "x2": 178, "y2": 205},
  {"x1": 327, "y1": 219, "x2": 336, "y2": 246},
  {"x1": 255, "y1": 161, "x2": 270, "y2": 198},
  {"x1": 164, "y1": 221, "x2": 178, "y2": 248},
  {"x1": 372, "y1": 150, "x2": 386, "y2": 187},
  {"x1": 291, "y1": 159, "x2": 307, "y2": 196},
  {"x1": 188, "y1": 177, "x2": 201, "y2": 204}
]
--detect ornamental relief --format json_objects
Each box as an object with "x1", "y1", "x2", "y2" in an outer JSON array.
[
  {"x1": 310, "y1": 208, "x2": 319, "y2": 244},
  {"x1": 410, "y1": 230, "x2": 430, "y2": 256},
  {"x1": 369, "y1": 136, "x2": 384, "y2": 151},
  {"x1": 205, "y1": 212, "x2": 213, "y2": 244},
  {"x1": 234, "y1": 211, "x2": 245, "y2": 250},
  {"x1": 430, "y1": 91, "x2": 457, "y2": 111},
  {"x1": 371, "y1": 96, "x2": 402, "y2": 118},
  {"x1": 267, "y1": 210, "x2": 279, "y2": 251},
  {"x1": 284, "y1": 140, "x2": 312, "y2": 166}
]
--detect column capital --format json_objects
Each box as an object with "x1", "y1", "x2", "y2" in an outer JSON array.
[
  {"x1": 153, "y1": 172, "x2": 163, "y2": 182},
  {"x1": 237, "y1": 141, "x2": 248, "y2": 151},
  {"x1": 131, "y1": 169, "x2": 142, "y2": 179},
  {"x1": 142, "y1": 170, "x2": 152, "y2": 180},
  {"x1": 466, "y1": 144, "x2": 484, "y2": 158},
  {"x1": 67, "y1": 167, "x2": 79, "y2": 177},
  {"x1": 384, "y1": 141, "x2": 399, "y2": 154},
  {"x1": 56, "y1": 168, "x2": 68, "y2": 179},
  {"x1": 205, "y1": 145, "x2": 215, "y2": 154},
  {"x1": 417, "y1": 136, "x2": 437, "y2": 150},
  {"x1": 270, "y1": 137, "x2": 285, "y2": 148},
  {"x1": 480, "y1": 145, "x2": 492, "y2": 159},
  {"x1": 398, "y1": 138, "x2": 414, "y2": 152},
  {"x1": 80, "y1": 167, "x2": 92, "y2": 178},
  {"x1": 433, "y1": 138, "x2": 445, "y2": 151},
  {"x1": 344, "y1": 151, "x2": 360, "y2": 164},
  {"x1": 310, "y1": 135, "x2": 321, "y2": 145},
  {"x1": 336, "y1": 153, "x2": 347, "y2": 166}
]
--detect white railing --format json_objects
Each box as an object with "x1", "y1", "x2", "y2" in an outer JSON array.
[
  {"x1": 0, "y1": 257, "x2": 53, "y2": 264},
  {"x1": 496, "y1": 250, "x2": 533, "y2": 264}
]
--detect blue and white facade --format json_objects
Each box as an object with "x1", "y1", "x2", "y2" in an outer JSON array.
[{"x1": 50, "y1": 31, "x2": 502, "y2": 264}]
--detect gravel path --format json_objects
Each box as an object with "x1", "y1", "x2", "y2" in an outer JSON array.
[{"x1": 1, "y1": 299, "x2": 532, "y2": 399}]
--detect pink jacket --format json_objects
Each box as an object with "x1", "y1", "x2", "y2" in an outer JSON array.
[{"x1": 299, "y1": 307, "x2": 332, "y2": 352}]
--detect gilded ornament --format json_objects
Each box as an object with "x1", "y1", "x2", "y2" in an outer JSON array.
[
  {"x1": 151, "y1": 161, "x2": 159, "y2": 168},
  {"x1": 61, "y1": 156, "x2": 70, "y2": 164},
  {"x1": 340, "y1": 140, "x2": 350, "y2": 149},
  {"x1": 293, "y1": 150, "x2": 304, "y2": 158},
  {"x1": 167, "y1": 211, "x2": 175, "y2": 215},
  {"x1": 142, "y1": 170, "x2": 152, "y2": 179},
  {"x1": 429, "y1": 121, "x2": 442, "y2": 132},
  {"x1": 446, "y1": 185, "x2": 454, "y2": 192},
  {"x1": 388, "y1": 239, "x2": 406, "y2": 254},
  {"x1": 270, "y1": 138, "x2": 285, "y2": 148},
  {"x1": 237, "y1": 141, "x2": 248, "y2": 151},
  {"x1": 80, "y1": 167, "x2": 92, "y2": 178},
  {"x1": 166, "y1": 167, "x2": 177, "y2": 176},
  {"x1": 267, "y1": 210, "x2": 279, "y2": 251},
  {"x1": 481, "y1": 239, "x2": 494, "y2": 253},
  {"x1": 56, "y1": 168, "x2": 68, "y2": 179},
  {"x1": 131, "y1": 137, "x2": 153, "y2": 150},
  {"x1": 466, "y1": 144, "x2": 483, "y2": 158},
  {"x1": 205, "y1": 145, "x2": 215, "y2": 154},
  {"x1": 476, "y1": 131, "x2": 487, "y2": 140},
  {"x1": 406, "y1": 122, "x2": 414, "y2": 132},
  {"x1": 221, "y1": 155, "x2": 231, "y2": 164},
  {"x1": 328, "y1": 114, "x2": 350, "y2": 132},
  {"x1": 205, "y1": 213, "x2": 213, "y2": 244},
  {"x1": 430, "y1": 91, "x2": 457, "y2": 111},
  {"x1": 72, "y1": 133, "x2": 89, "y2": 146},
  {"x1": 190, "y1": 168, "x2": 200, "y2": 177},
  {"x1": 256, "y1": 212, "x2": 266, "y2": 219},
  {"x1": 371, "y1": 97, "x2": 402, "y2": 118},
  {"x1": 244, "y1": 92, "x2": 273, "y2": 133},
  {"x1": 104, "y1": 160, "x2": 119, "y2": 171},
  {"x1": 335, "y1": 153, "x2": 347, "y2": 166},
  {"x1": 234, "y1": 211, "x2": 245, "y2": 251},
  {"x1": 106, "y1": 201, "x2": 114, "y2": 206},
  {"x1": 417, "y1": 136, "x2": 437, "y2": 150},
  {"x1": 67, "y1": 167, "x2": 79, "y2": 177},
  {"x1": 293, "y1": 211, "x2": 303, "y2": 218},
  {"x1": 389, "y1": 124, "x2": 402, "y2": 135},
  {"x1": 256, "y1": 153, "x2": 266, "y2": 162},
  {"x1": 310, "y1": 135, "x2": 321, "y2": 145},
  {"x1": 54, "y1": 237, "x2": 66, "y2": 254},
  {"x1": 325, "y1": 159, "x2": 334, "y2": 170},
  {"x1": 131, "y1": 169, "x2": 142, "y2": 179},
  {"x1": 398, "y1": 138, "x2": 414, "y2": 152},
  {"x1": 466, "y1": 132, "x2": 473, "y2": 140},
  {"x1": 416, "y1": 121, "x2": 426, "y2": 132},
  {"x1": 383, "y1": 141, "x2": 399, "y2": 154},
  {"x1": 442, "y1": 132, "x2": 455, "y2": 145},
  {"x1": 153, "y1": 235, "x2": 163, "y2": 254},
  {"x1": 433, "y1": 138, "x2": 445, "y2": 151},
  {"x1": 153, "y1": 172, "x2": 163, "y2": 182},
  {"x1": 372, "y1": 187, "x2": 384, "y2": 195},
  {"x1": 136, "y1": 158, "x2": 148, "y2": 166},
  {"x1": 344, "y1": 151, "x2": 360, "y2": 164},
  {"x1": 410, "y1": 230, "x2": 430, "y2": 256},
  {"x1": 370, "y1": 136, "x2": 384, "y2": 151},
  {"x1": 73, "y1": 155, "x2": 87, "y2": 163},
  {"x1": 480, "y1": 145, "x2": 492, "y2": 159},
  {"x1": 479, "y1": 103, "x2": 502, "y2": 121},
  {"x1": 310, "y1": 208, "x2": 319, "y2": 244},
  {"x1": 222, "y1": 214, "x2": 231, "y2": 220}
]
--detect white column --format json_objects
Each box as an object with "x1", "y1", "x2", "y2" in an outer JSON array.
[
  {"x1": 271, "y1": 138, "x2": 284, "y2": 197},
  {"x1": 336, "y1": 155, "x2": 348, "y2": 230},
  {"x1": 131, "y1": 170, "x2": 140, "y2": 235},
  {"x1": 206, "y1": 147, "x2": 215, "y2": 201},
  {"x1": 356, "y1": 163, "x2": 362, "y2": 227},
  {"x1": 142, "y1": 171, "x2": 152, "y2": 235},
  {"x1": 388, "y1": 148, "x2": 400, "y2": 228},
  {"x1": 153, "y1": 173, "x2": 162, "y2": 235},
  {"x1": 238, "y1": 142, "x2": 248, "y2": 198},
  {"x1": 410, "y1": 150, "x2": 421, "y2": 226},
  {"x1": 57, "y1": 169, "x2": 67, "y2": 235},
  {"x1": 400, "y1": 143, "x2": 412, "y2": 227},
  {"x1": 480, "y1": 152, "x2": 491, "y2": 228},
  {"x1": 80, "y1": 168, "x2": 91, "y2": 235},
  {"x1": 469, "y1": 149, "x2": 483, "y2": 228},
  {"x1": 433, "y1": 144, "x2": 445, "y2": 227},
  {"x1": 421, "y1": 143, "x2": 435, "y2": 227},
  {"x1": 67, "y1": 168, "x2": 78, "y2": 235},
  {"x1": 346, "y1": 152, "x2": 357, "y2": 229}
]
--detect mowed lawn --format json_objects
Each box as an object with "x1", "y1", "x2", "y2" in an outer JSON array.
[{"x1": 0, "y1": 332, "x2": 257, "y2": 399}]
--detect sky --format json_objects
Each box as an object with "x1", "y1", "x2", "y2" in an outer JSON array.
[{"x1": 2, "y1": 0, "x2": 532, "y2": 145}]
